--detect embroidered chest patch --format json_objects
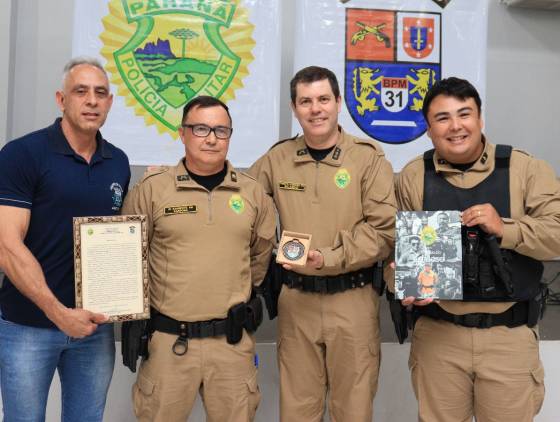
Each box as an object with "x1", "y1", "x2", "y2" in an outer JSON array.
[
  {"x1": 229, "y1": 194, "x2": 245, "y2": 214},
  {"x1": 334, "y1": 168, "x2": 351, "y2": 189}
]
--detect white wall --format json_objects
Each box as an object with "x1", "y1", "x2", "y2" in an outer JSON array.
[
  {"x1": 0, "y1": 0, "x2": 12, "y2": 147},
  {"x1": 2, "y1": 1, "x2": 560, "y2": 173},
  {"x1": 5, "y1": 0, "x2": 74, "y2": 143},
  {"x1": 486, "y1": 1, "x2": 560, "y2": 169}
]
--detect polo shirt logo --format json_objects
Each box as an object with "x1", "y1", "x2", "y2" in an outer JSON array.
[
  {"x1": 164, "y1": 205, "x2": 197, "y2": 215},
  {"x1": 279, "y1": 182, "x2": 306, "y2": 191},
  {"x1": 110, "y1": 182, "x2": 124, "y2": 211}
]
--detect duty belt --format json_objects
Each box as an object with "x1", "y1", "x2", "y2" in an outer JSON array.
[
  {"x1": 281, "y1": 267, "x2": 374, "y2": 294},
  {"x1": 150, "y1": 293, "x2": 263, "y2": 356},
  {"x1": 151, "y1": 310, "x2": 228, "y2": 339},
  {"x1": 417, "y1": 301, "x2": 530, "y2": 329}
]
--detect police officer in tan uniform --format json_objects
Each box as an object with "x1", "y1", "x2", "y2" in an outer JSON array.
[
  {"x1": 122, "y1": 96, "x2": 276, "y2": 422},
  {"x1": 395, "y1": 77, "x2": 560, "y2": 422},
  {"x1": 249, "y1": 66, "x2": 397, "y2": 422}
]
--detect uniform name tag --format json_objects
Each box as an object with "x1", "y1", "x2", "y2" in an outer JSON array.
[
  {"x1": 164, "y1": 205, "x2": 197, "y2": 215},
  {"x1": 279, "y1": 182, "x2": 306, "y2": 191}
]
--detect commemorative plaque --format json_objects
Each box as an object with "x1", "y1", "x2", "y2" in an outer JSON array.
[
  {"x1": 73, "y1": 215, "x2": 149, "y2": 322},
  {"x1": 276, "y1": 231, "x2": 312, "y2": 267}
]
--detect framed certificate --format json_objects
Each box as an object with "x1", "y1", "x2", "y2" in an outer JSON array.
[{"x1": 73, "y1": 215, "x2": 149, "y2": 322}]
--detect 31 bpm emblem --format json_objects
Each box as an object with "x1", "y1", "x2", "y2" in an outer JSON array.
[
  {"x1": 100, "y1": 0, "x2": 255, "y2": 138},
  {"x1": 345, "y1": 9, "x2": 441, "y2": 144}
]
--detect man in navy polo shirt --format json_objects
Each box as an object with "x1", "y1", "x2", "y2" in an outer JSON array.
[{"x1": 0, "y1": 57, "x2": 130, "y2": 421}]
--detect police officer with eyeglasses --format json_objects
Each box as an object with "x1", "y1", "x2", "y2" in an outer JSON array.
[
  {"x1": 181, "y1": 122, "x2": 233, "y2": 139},
  {"x1": 121, "y1": 95, "x2": 276, "y2": 422}
]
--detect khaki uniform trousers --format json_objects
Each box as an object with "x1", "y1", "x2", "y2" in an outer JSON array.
[
  {"x1": 133, "y1": 330, "x2": 260, "y2": 422},
  {"x1": 409, "y1": 316, "x2": 545, "y2": 422},
  {"x1": 277, "y1": 283, "x2": 381, "y2": 422}
]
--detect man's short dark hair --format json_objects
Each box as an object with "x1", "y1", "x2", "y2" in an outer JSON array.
[
  {"x1": 422, "y1": 77, "x2": 482, "y2": 123},
  {"x1": 290, "y1": 66, "x2": 340, "y2": 104},
  {"x1": 181, "y1": 95, "x2": 232, "y2": 125},
  {"x1": 437, "y1": 212, "x2": 449, "y2": 221}
]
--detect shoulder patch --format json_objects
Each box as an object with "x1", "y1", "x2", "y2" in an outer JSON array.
[
  {"x1": 269, "y1": 134, "x2": 298, "y2": 151},
  {"x1": 140, "y1": 165, "x2": 169, "y2": 183}
]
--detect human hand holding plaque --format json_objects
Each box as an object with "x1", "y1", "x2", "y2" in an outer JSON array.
[
  {"x1": 73, "y1": 215, "x2": 150, "y2": 322},
  {"x1": 276, "y1": 231, "x2": 312, "y2": 267}
]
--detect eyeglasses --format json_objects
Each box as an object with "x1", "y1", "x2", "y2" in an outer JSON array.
[{"x1": 182, "y1": 123, "x2": 233, "y2": 139}]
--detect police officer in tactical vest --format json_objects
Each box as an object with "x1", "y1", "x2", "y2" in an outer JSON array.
[{"x1": 392, "y1": 77, "x2": 560, "y2": 422}]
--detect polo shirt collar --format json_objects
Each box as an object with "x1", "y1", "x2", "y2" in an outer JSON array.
[{"x1": 47, "y1": 118, "x2": 112, "y2": 159}]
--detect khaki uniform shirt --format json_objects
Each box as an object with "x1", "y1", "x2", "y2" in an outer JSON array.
[
  {"x1": 121, "y1": 160, "x2": 276, "y2": 322},
  {"x1": 396, "y1": 140, "x2": 560, "y2": 314},
  {"x1": 249, "y1": 128, "x2": 396, "y2": 276}
]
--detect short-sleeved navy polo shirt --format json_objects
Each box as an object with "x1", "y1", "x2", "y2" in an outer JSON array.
[{"x1": 0, "y1": 118, "x2": 131, "y2": 328}]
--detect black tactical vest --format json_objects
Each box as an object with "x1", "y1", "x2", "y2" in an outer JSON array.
[{"x1": 423, "y1": 145, "x2": 543, "y2": 301}]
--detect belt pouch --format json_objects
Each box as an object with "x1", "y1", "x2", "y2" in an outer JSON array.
[
  {"x1": 244, "y1": 296, "x2": 263, "y2": 333},
  {"x1": 226, "y1": 303, "x2": 246, "y2": 344}
]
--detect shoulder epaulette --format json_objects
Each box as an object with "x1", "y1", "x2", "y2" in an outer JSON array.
[
  {"x1": 400, "y1": 155, "x2": 425, "y2": 173},
  {"x1": 139, "y1": 165, "x2": 169, "y2": 183},
  {"x1": 352, "y1": 137, "x2": 384, "y2": 156},
  {"x1": 240, "y1": 170, "x2": 257, "y2": 182},
  {"x1": 511, "y1": 147, "x2": 532, "y2": 158},
  {"x1": 353, "y1": 138, "x2": 377, "y2": 148},
  {"x1": 268, "y1": 134, "x2": 298, "y2": 151}
]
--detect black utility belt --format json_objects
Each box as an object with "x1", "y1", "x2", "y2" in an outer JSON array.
[
  {"x1": 151, "y1": 312, "x2": 228, "y2": 339},
  {"x1": 418, "y1": 301, "x2": 532, "y2": 329},
  {"x1": 150, "y1": 294, "x2": 263, "y2": 355},
  {"x1": 281, "y1": 267, "x2": 375, "y2": 294}
]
